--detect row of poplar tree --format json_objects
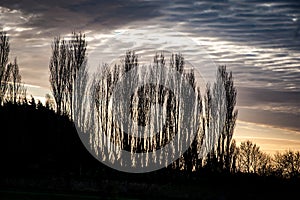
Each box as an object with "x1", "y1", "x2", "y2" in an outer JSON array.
[
  {"x1": 46, "y1": 31, "x2": 239, "y2": 173},
  {"x1": 1, "y1": 31, "x2": 299, "y2": 178}
]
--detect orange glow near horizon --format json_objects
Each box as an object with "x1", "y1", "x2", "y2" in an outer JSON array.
[{"x1": 234, "y1": 120, "x2": 300, "y2": 155}]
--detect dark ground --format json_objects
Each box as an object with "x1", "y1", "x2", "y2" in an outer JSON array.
[{"x1": 0, "y1": 103, "x2": 299, "y2": 200}]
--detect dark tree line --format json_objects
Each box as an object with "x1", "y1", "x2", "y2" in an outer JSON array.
[{"x1": 0, "y1": 97, "x2": 96, "y2": 178}]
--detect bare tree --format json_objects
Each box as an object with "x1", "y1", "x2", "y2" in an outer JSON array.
[
  {"x1": 0, "y1": 32, "x2": 10, "y2": 105},
  {"x1": 45, "y1": 93, "x2": 55, "y2": 110},
  {"x1": 213, "y1": 66, "x2": 227, "y2": 169},
  {"x1": 88, "y1": 51, "x2": 239, "y2": 172},
  {"x1": 0, "y1": 33, "x2": 26, "y2": 105},
  {"x1": 91, "y1": 52, "x2": 203, "y2": 171},
  {"x1": 49, "y1": 32, "x2": 87, "y2": 117},
  {"x1": 200, "y1": 66, "x2": 238, "y2": 172},
  {"x1": 217, "y1": 66, "x2": 238, "y2": 171},
  {"x1": 237, "y1": 140, "x2": 257, "y2": 173},
  {"x1": 237, "y1": 140, "x2": 271, "y2": 174},
  {"x1": 70, "y1": 32, "x2": 87, "y2": 120},
  {"x1": 202, "y1": 83, "x2": 216, "y2": 168},
  {"x1": 8, "y1": 58, "x2": 22, "y2": 104},
  {"x1": 273, "y1": 150, "x2": 300, "y2": 178},
  {"x1": 49, "y1": 37, "x2": 66, "y2": 115}
]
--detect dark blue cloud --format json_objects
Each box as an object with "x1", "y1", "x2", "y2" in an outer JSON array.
[
  {"x1": 0, "y1": 0, "x2": 165, "y2": 32},
  {"x1": 237, "y1": 86, "x2": 300, "y2": 131}
]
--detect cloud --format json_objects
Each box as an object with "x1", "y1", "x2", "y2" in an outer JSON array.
[
  {"x1": 0, "y1": 0, "x2": 164, "y2": 35},
  {"x1": 237, "y1": 86, "x2": 300, "y2": 131},
  {"x1": 0, "y1": 0, "x2": 169, "y2": 90},
  {"x1": 156, "y1": 0, "x2": 300, "y2": 92},
  {"x1": 237, "y1": 86, "x2": 300, "y2": 108}
]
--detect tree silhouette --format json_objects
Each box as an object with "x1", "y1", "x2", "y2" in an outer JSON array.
[
  {"x1": 0, "y1": 32, "x2": 11, "y2": 105},
  {"x1": 49, "y1": 32, "x2": 87, "y2": 117},
  {"x1": 69, "y1": 32, "x2": 87, "y2": 121},
  {"x1": 0, "y1": 32, "x2": 26, "y2": 105},
  {"x1": 216, "y1": 66, "x2": 238, "y2": 171},
  {"x1": 273, "y1": 150, "x2": 300, "y2": 178},
  {"x1": 91, "y1": 51, "x2": 204, "y2": 171},
  {"x1": 199, "y1": 66, "x2": 239, "y2": 172},
  {"x1": 202, "y1": 83, "x2": 215, "y2": 169},
  {"x1": 45, "y1": 93, "x2": 55, "y2": 110},
  {"x1": 7, "y1": 58, "x2": 26, "y2": 104},
  {"x1": 47, "y1": 35, "x2": 240, "y2": 173},
  {"x1": 49, "y1": 37, "x2": 68, "y2": 115},
  {"x1": 237, "y1": 140, "x2": 271, "y2": 174}
]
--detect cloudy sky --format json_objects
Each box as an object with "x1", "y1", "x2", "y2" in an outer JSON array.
[{"x1": 1, "y1": 0, "x2": 299, "y2": 153}]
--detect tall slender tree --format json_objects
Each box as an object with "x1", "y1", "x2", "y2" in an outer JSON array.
[
  {"x1": 49, "y1": 37, "x2": 68, "y2": 115},
  {"x1": 70, "y1": 32, "x2": 87, "y2": 121},
  {"x1": 222, "y1": 66, "x2": 238, "y2": 171},
  {"x1": 49, "y1": 32, "x2": 87, "y2": 118},
  {"x1": 201, "y1": 66, "x2": 238, "y2": 172},
  {"x1": 8, "y1": 58, "x2": 22, "y2": 104},
  {"x1": 0, "y1": 32, "x2": 10, "y2": 105}
]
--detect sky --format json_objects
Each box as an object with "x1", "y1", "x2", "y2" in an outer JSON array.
[{"x1": 0, "y1": 0, "x2": 299, "y2": 154}]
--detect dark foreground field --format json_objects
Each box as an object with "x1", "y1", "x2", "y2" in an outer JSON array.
[
  {"x1": 1, "y1": 170, "x2": 300, "y2": 200},
  {"x1": 0, "y1": 103, "x2": 299, "y2": 200}
]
